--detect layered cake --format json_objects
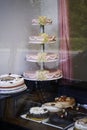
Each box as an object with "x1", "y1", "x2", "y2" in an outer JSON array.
[
  {"x1": 29, "y1": 33, "x2": 56, "y2": 44},
  {"x1": 26, "y1": 52, "x2": 59, "y2": 62},
  {"x1": 26, "y1": 106, "x2": 49, "y2": 122},
  {"x1": 55, "y1": 96, "x2": 76, "y2": 109},
  {"x1": 23, "y1": 69, "x2": 62, "y2": 81},
  {"x1": 32, "y1": 16, "x2": 52, "y2": 25},
  {"x1": 0, "y1": 74, "x2": 27, "y2": 94},
  {"x1": 74, "y1": 117, "x2": 87, "y2": 130}
]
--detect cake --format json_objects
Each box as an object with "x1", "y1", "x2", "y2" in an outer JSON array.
[
  {"x1": 55, "y1": 96, "x2": 76, "y2": 109},
  {"x1": 23, "y1": 69, "x2": 62, "y2": 81},
  {"x1": 29, "y1": 33, "x2": 56, "y2": 44},
  {"x1": 26, "y1": 52, "x2": 59, "y2": 62},
  {"x1": 74, "y1": 117, "x2": 87, "y2": 130},
  {"x1": 42, "y1": 102, "x2": 62, "y2": 113},
  {"x1": 32, "y1": 16, "x2": 52, "y2": 25},
  {"x1": 26, "y1": 106, "x2": 49, "y2": 122},
  {"x1": 0, "y1": 74, "x2": 27, "y2": 94}
]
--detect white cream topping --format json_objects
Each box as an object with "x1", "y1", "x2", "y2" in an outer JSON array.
[
  {"x1": 29, "y1": 107, "x2": 48, "y2": 114},
  {"x1": 0, "y1": 74, "x2": 24, "y2": 87},
  {"x1": 42, "y1": 104, "x2": 61, "y2": 112},
  {"x1": 75, "y1": 118, "x2": 87, "y2": 130}
]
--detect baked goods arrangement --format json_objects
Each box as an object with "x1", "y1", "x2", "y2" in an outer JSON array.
[
  {"x1": 21, "y1": 16, "x2": 87, "y2": 129},
  {"x1": 0, "y1": 73, "x2": 27, "y2": 94},
  {"x1": 21, "y1": 96, "x2": 87, "y2": 130},
  {"x1": 23, "y1": 16, "x2": 62, "y2": 81}
]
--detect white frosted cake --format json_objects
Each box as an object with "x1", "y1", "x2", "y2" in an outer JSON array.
[
  {"x1": 32, "y1": 16, "x2": 52, "y2": 25},
  {"x1": 23, "y1": 69, "x2": 62, "y2": 81},
  {"x1": 0, "y1": 74, "x2": 27, "y2": 94},
  {"x1": 74, "y1": 117, "x2": 87, "y2": 130},
  {"x1": 26, "y1": 106, "x2": 49, "y2": 122},
  {"x1": 26, "y1": 52, "x2": 59, "y2": 62},
  {"x1": 29, "y1": 33, "x2": 56, "y2": 44}
]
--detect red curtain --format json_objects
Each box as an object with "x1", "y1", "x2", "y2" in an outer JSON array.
[{"x1": 58, "y1": 0, "x2": 73, "y2": 79}]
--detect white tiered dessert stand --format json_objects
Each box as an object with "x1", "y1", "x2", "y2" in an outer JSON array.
[{"x1": 23, "y1": 16, "x2": 62, "y2": 102}]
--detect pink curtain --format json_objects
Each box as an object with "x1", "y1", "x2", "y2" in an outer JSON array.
[{"x1": 58, "y1": 0, "x2": 73, "y2": 79}]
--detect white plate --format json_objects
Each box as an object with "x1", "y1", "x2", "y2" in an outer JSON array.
[
  {"x1": 29, "y1": 41, "x2": 56, "y2": 44},
  {"x1": 0, "y1": 86, "x2": 27, "y2": 94},
  {"x1": 21, "y1": 114, "x2": 49, "y2": 123},
  {"x1": 24, "y1": 75, "x2": 63, "y2": 81}
]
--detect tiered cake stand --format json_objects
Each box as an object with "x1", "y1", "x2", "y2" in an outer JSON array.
[{"x1": 23, "y1": 16, "x2": 62, "y2": 102}]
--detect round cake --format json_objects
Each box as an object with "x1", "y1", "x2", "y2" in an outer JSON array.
[
  {"x1": 26, "y1": 52, "x2": 59, "y2": 62},
  {"x1": 54, "y1": 96, "x2": 76, "y2": 109},
  {"x1": 42, "y1": 102, "x2": 62, "y2": 113},
  {"x1": 23, "y1": 69, "x2": 62, "y2": 81},
  {"x1": 26, "y1": 106, "x2": 49, "y2": 122},
  {"x1": 29, "y1": 33, "x2": 56, "y2": 44},
  {"x1": 74, "y1": 117, "x2": 87, "y2": 130},
  {"x1": 32, "y1": 16, "x2": 52, "y2": 25},
  {"x1": 0, "y1": 74, "x2": 27, "y2": 94}
]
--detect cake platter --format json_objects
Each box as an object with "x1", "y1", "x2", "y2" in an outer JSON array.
[
  {"x1": 0, "y1": 85, "x2": 27, "y2": 94},
  {"x1": 21, "y1": 113, "x2": 74, "y2": 130},
  {"x1": 26, "y1": 59, "x2": 58, "y2": 63},
  {"x1": 29, "y1": 41, "x2": 56, "y2": 44},
  {"x1": 24, "y1": 75, "x2": 62, "y2": 81},
  {"x1": 21, "y1": 114, "x2": 49, "y2": 123}
]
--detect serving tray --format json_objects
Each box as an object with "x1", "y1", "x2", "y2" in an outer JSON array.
[
  {"x1": 20, "y1": 102, "x2": 87, "y2": 130},
  {"x1": 21, "y1": 114, "x2": 49, "y2": 123}
]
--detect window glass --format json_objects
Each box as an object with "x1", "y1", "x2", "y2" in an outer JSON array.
[{"x1": 69, "y1": 0, "x2": 87, "y2": 81}]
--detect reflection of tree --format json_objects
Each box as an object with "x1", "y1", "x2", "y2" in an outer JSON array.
[
  {"x1": 69, "y1": 0, "x2": 87, "y2": 50},
  {"x1": 72, "y1": 50, "x2": 87, "y2": 81}
]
